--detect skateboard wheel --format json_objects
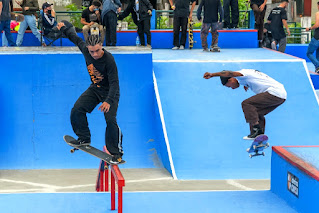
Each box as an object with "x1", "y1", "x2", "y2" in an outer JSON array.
[
  {"x1": 266, "y1": 143, "x2": 270, "y2": 147},
  {"x1": 253, "y1": 145, "x2": 256, "y2": 150},
  {"x1": 70, "y1": 149, "x2": 75, "y2": 153},
  {"x1": 262, "y1": 152, "x2": 265, "y2": 156},
  {"x1": 249, "y1": 154, "x2": 252, "y2": 158}
]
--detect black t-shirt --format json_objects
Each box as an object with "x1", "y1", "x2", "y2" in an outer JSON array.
[
  {"x1": 174, "y1": 0, "x2": 196, "y2": 17},
  {"x1": 82, "y1": 8, "x2": 100, "y2": 24},
  {"x1": 314, "y1": 28, "x2": 319, "y2": 40},
  {"x1": 250, "y1": 0, "x2": 264, "y2": 6},
  {"x1": 268, "y1": 6, "x2": 287, "y2": 40},
  {"x1": 62, "y1": 26, "x2": 120, "y2": 104}
]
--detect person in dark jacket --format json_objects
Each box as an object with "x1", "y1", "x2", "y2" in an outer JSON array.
[
  {"x1": 197, "y1": 0, "x2": 223, "y2": 52},
  {"x1": 56, "y1": 20, "x2": 124, "y2": 164},
  {"x1": 41, "y1": 2, "x2": 56, "y2": 36},
  {"x1": 250, "y1": 0, "x2": 267, "y2": 46},
  {"x1": 119, "y1": 0, "x2": 153, "y2": 47}
]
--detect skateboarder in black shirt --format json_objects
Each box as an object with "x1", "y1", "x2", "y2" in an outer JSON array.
[
  {"x1": 57, "y1": 21, "x2": 124, "y2": 164},
  {"x1": 267, "y1": 0, "x2": 290, "y2": 53}
]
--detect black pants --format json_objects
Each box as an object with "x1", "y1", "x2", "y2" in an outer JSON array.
[
  {"x1": 70, "y1": 85, "x2": 123, "y2": 157},
  {"x1": 137, "y1": 18, "x2": 151, "y2": 46},
  {"x1": 251, "y1": 4, "x2": 266, "y2": 40},
  {"x1": 103, "y1": 11, "x2": 118, "y2": 46},
  {"x1": 173, "y1": 16, "x2": 188, "y2": 47},
  {"x1": 223, "y1": 0, "x2": 239, "y2": 28}
]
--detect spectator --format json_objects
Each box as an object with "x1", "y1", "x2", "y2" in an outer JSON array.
[
  {"x1": 223, "y1": 0, "x2": 239, "y2": 29},
  {"x1": 267, "y1": 0, "x2": 290, "y2": 53},
  {"x1": 169, "y1": 0, "x2": 196, "y2": 50},
  {"x1": 250, "y1": 0, "x2": 267, "y2": 47},
  {"x1": 41, "y1": 2, "x2": 56, "y2": 36},
  {"x1": 15, "y1": 0, "x2": 45, "y2": 46},
  {"x1": 0, "y1": 0, "x2": 16, "y2": 46},
  {"x1": 197, "y1": 0, "x2": 223, "y2": 52},
  {"x1": 81, "y1": 0, "x2": 105, "y2": 44},
  {"x1": 306, "y1": 2, "x2": 319, "y2": 73},
  {"x1": 101, "y1": 0, "x2": 121, "y2": 46},
  {"x1": 261, "y1": 23, "x2": 275, "y2": 50}
]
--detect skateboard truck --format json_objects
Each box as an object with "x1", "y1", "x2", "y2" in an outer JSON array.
[{"x1": 248, "y1": 143, "x2": 270, "y2": 158}]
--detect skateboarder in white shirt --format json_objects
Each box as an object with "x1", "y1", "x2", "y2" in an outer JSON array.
[{"x1": 204, "y1": 69, "x2": 287, "y2": 139}]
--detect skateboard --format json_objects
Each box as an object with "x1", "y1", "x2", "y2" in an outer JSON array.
[
  {"x1": 188, "y1": 18, "x2": 194, "y2": 49},
  {"x1": 11, "y1": 13, "x2": 24, "y2": 22},
  {"x1": 90, "y1": 25, "x2": 99, "y2": 36},
  {"x1": 210, "y1": 46, "x2": 220, "y2": 52},
  {"x1": 246, "y1": 134, "x2": 270, "y2": 158},
  {"x1": 63, "y1": 135, "x2": 125, "y2": 165}
]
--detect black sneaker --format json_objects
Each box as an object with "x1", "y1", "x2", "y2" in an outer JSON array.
[
  {"x1": 110, "y1": 155, "x2": 124, "y2": 164},
  {"x1": 69, "y1": 138, "x2": 91, "y2": 147},
  {"x1": 243, "y1": 127, "x2": 263, "y2": 140},
  {"x1": 316, "y1": 67, "x2": 319, "y2": 74}
]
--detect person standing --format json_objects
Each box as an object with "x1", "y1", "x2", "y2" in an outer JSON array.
[
  {"x1": 101, "y1": 0, "x2": 121, "y2": 46},
  {"x1": 223, "y1": 0, "x2": 239, "y2": 29},
  {"x1": 169, "y1": 0, "x2": 196, "y2": 50},
  {"x1": 57, "y1": 21, "x2": 124, "y2": 164},
  {"x1": 81, "y1": 0, "x2": 105, "y2": 44},
  {"x1": 250, "y1": 0, "x2": 267, "y2": 46},
  {"x1": 197, "y1": 0, "x2": 223, "y2": 52},
  {"x1": 119, "y1": 0, "x2": 153, "y2": 47},
  {"x1": 267, "y1": 0, "x2": 290, "y2": 53},
  {"x1": 203, "y1": 69, "x2": 286, "y2": 139},
  {"x1": 0, "y1": 0, "x2": 16, "y2": 46},
  {"x1": 306, "y1": 1, "x2": 319, "y2": 73},
  {"x1": 15, "y1": 0, "x2": 44, "y2": 46}
]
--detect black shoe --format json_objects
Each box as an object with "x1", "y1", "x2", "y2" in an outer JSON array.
[
  {"x1": 243, "y1": 126, "x2": 263, "y2": 140},
  {"x1": 69, "y1": 138, "x2": 91, "y2": 147},
  {"x1": 110, "y1": 155, "x2": 124, "y2": 164}
]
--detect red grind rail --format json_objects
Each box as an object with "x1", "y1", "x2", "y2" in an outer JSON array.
[
  {"x1": 96, "y1": 146, "x2": 125, "y2": 213},
  {"x1": 272, "y1": 146, "x2": 319, "y2": 182}
]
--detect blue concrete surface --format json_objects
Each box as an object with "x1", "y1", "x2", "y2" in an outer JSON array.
[
  {"x1": 0, "y1": 50, "x2": 167, "y2": 169},
  {"x1": 271, "y1": 148, "x2": 319, "y2": 213},
  {"x1": 153, "y1": 48, "x2": 319, "y2": 180},
  {"x1": 0, "y1": 30, "x2": 258, "y2": 49},
  {"x1": 285, "y1": 147, "x2": 319, "y2": 171},
  {"x1": 0, "y1": 191, "x2": 297, "y2": 213}
]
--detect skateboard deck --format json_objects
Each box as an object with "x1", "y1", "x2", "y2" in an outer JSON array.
[
  {"x1": 188, "y1": 18, "x2": 194, "y2": 49},
  {"x1": 11, "y1": 13, "x2": 24, "y2": 22},
  {"x1": 63, "y1": 135, "x2": 125, "y2": 165},
  {"x1": 247, "y1": 134, "x2": 269, "y2": 158}
]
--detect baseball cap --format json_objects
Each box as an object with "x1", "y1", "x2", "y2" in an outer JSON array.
[{"x1": 42, "y1": 2, "x2": 53, "y2": 9}]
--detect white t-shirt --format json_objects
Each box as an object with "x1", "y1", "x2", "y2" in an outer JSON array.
[{"x1": 235, "y1": 69, "x2": 287, "y2": 99}]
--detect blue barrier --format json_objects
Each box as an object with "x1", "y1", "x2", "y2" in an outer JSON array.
[
  {"x1": 271, "y1": 146, "x2": 319, "y2": 213},
  {"x1": 0, "y1": 49, "x2": 166, "y2": 169},
  {"x1": 0, "y1": 29, "x2": 258, "y2": 49},
  {"x1": 285, "y1": 44, "x2": 310, "y2": 62}
]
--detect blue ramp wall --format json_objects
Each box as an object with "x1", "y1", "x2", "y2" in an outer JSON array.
[
  {"x1": 153, "y1": 49, "x2": 319, "y2": 180},
  {"x1": 0, "y1": 50, "x2": 166, "y2": 169}
]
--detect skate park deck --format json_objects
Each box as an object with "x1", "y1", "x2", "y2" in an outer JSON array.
[{"x1": 1, "y1": 47, "x2": 319, "y2": 212}]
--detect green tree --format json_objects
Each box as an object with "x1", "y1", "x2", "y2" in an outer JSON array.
[{"x1": 65, "y1": 3, "x2": 84, "y2": 29}]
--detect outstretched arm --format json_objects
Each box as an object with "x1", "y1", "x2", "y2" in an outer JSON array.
[{"x1": 203, "y1": 71, "x2": 243, "y2": 79}]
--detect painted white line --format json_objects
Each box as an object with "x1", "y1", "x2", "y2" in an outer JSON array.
[
  {"x1": 226, "y1": 179, "x2": 254, "y2": 191},
  {"x1": 153, "y1": 71, "x2": 178, "y2": 180},
  {"x1": 61, "y1": 184, "x2": 95, "y2": 189},
  {"x1": 126, "y1": 177, "x2": 173, "y2": 183},
  {"x1": 0, "y1": 179, "x2": 58, "y2": 188},
  {"x1": 153, "y1": 59, "x2": 303, "y2": 63},
  {"x1": 302, "y1": 60, "x2": 319, "y2": 106}
]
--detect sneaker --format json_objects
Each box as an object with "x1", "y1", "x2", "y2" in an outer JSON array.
[
  {"x1": 210, "y1": 46, "x2": 220, "y2": 52},
  {"x1": 172, "y1": 46, "x2": 179, "y2": 50},
  {"x1": 243, "y1": 126, "x2": 263, "y2": 140},
  {"x1": 203, "y1": 48, "x2": 209, "y2": 52},
  {"x1": 69, "y1": 138, "x2": 91, "y2": 147},
  {"x1": 147, "y1": 44, "x2": 152, "y2": 49},
  {"x1": 179, "y1": 45, "x2": 185, "y2": 50},
  {"x1": 316, "y1": 67, "x2": 319, "y2": 74},
  {"x1": 110, "y1": 155, "x2": 124, "y2": 164}
]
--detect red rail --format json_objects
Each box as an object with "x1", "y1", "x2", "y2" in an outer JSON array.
[{"x1": 96, "y1": 146, "x2": 125, "y2": 213}]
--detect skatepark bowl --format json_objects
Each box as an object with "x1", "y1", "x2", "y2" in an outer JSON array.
[{"x1": 1, "y1": 46, "x2": 319, "y2": 213}]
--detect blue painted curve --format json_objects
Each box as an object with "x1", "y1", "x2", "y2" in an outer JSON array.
[{"x1": 153, "y1": 49, "x2": 319, "y2": 179}]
